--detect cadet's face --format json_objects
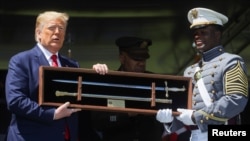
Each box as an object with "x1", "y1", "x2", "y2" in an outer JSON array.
[
  {"x1": 119, "y1": 52, "x2": 146, "y2": 72},
  {"x1": 192, "y1": 26, "x2": 220, "y2": 52},
  {"x1": 37, "y1": 19, "x2": 66, "y2": 54}
]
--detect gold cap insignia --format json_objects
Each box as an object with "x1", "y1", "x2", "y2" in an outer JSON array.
[
  {"x1": 140, "y1": 41, "x2": 148, "y2": 48},
  {"x1": 191, "y1": 9, "x2": 198, "y2": 19}
]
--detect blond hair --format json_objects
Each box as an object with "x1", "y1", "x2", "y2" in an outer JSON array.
[{"x1": 35, "y1": 11, "x2": 69, "y2": 42}]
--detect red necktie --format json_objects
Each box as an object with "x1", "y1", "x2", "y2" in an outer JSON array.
[
  {"x1": 51, "y1": 55, "x2": 70, "y2": 140},
  {"x1": 64, "y1": 122, "x2": 70, "y2": 141},
  {"x1": 51, "y1": 54, "x2": 58, "y2": 67}
]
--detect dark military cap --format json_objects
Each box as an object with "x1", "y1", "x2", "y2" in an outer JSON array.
[{"x1": 115, "y1": 36, "x2": 152, "y2": 60}]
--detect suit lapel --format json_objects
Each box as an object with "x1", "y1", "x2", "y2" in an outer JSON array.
[
  {"x1": 33, "y1": 45, "x2": 50, "y2": 66},
  {"x1": 58, "y1": 55, "x2": 70, "y2": 67}
]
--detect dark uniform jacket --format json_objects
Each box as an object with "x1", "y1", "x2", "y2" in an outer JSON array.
[{"x1": 91, "y1": 66, "x2": 163, "y2": 141}]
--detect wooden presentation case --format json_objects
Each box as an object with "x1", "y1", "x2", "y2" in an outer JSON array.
[{"x1": 38, "y1": 66, "x2": 192, "y2": 115}]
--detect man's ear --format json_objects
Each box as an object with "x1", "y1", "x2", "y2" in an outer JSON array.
[
  {"x1": 35, "y1": 28, "x2": 42, "y2": 41},
  {"x1": 36, "y1": 28, "x2": 41, "y2": 35},
  {"x1": 215, "y1": 30, "x2": 222, "y2": 42},
  {"x1": 119, "y1": 53, "x2": 125, "y2": 65}
]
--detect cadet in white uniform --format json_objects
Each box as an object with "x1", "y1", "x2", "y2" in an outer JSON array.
[{"x1": 156, "y1": 7, "x2": 249, "y2": 141}]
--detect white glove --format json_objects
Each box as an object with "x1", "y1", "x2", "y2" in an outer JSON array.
[
  {"x1": 156, "y1": 109, "x2": 173, "y2": 123},
  {"x1": 176, "y1": 108, "x2": 195, "y2": 125}
]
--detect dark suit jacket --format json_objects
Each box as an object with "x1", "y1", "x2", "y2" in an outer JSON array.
[{"x1": 5, "y1": 45, "x2": 79, "y2": 141}]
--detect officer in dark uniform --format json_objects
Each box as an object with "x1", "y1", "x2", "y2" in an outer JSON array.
[
  {"x1": 116, "y1": 36, "x2": 153, "y2": 73},
  {"x1": 92, "y1": 36, "x2": 164, "y2": 141}
]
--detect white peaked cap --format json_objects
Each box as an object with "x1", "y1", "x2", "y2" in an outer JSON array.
[{"x1": 187, "y1": 7, "x2": 228, "y2": 29}]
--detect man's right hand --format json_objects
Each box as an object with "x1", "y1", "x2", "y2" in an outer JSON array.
[
  {"x1": 53, "y1": 102, "x2": 81, "y2": 120},
  {"x1": 156, "y1": 109, "x2": 173, "y2": 123}
]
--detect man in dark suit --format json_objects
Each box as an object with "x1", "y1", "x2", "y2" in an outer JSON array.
[{"x1": 5, "y1": 11, "x2": 108, "y2": 141}]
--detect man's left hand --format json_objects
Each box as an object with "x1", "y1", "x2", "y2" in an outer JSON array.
[
  {"x1": 92, "y1": 63, "x2": 108, "y2": 75},
  {"x1": 176, "y1": 108, "x2": 195, "y2": 125}
]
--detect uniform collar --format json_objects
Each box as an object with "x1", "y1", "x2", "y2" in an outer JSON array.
[{"x1": 202, "y1": 46, "x2": 224, "y2": 61}]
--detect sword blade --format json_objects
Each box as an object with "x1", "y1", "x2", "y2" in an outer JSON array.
[
  {"x1": 52, "y1": 79, "x2": 185, "y2": 92},
  {"x1": 55, "y1": 91, "x2": 172, "y2": 104},
  {"x1": 53, "y1": 79, "x2": 165, "y2": 91}
]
